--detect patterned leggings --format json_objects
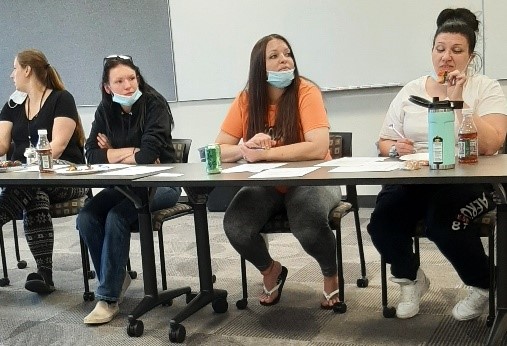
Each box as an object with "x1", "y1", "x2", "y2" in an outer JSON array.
[{"x1": 0, "y1": 186, "x2": 88, "y2": 271}]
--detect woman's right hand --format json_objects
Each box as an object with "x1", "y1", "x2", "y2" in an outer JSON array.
[
  {"x1": 97, "y1": 133, "x2": 112, "y2": 149},
  {"x1": 394, "y1": 138, "x2": 416, "y2": 156}
]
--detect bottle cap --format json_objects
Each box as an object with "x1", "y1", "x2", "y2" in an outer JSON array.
[{"x1": 37, "y1": 129, "x2": 47, "y2": 135}]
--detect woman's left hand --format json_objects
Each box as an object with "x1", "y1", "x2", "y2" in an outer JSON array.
[
  {"x1": 97, "y1": 133, "x2": 112, "y2": 149},
  {"x1": 446, "y1": 69, "x2": 467, "y2": 101}
]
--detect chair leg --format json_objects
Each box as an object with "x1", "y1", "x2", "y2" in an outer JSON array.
[
  {"x1": 487, "y1": 231, "x2": 496, "y2": 327},
  {"x1": 334, "y1": 224, "x2": 347, "y2": 313},
  {"x1": 381, "y1": 256, "x2": 396, "y2": 318},
  {"x1": 79, "y1": 236, "x2": 95, "y2": 301},
  {"x1": 0, "y1": 227, "x2": 10, "y2": 286},
  {"x1": 236, "y1": 256, "x2": 249, "y2": 310},
  {"x1": 352, "y1": 209, "x2": 368, "y2": 287},
  {"x1": 11, "y1": 220, "x2": 27, "y2": 269},
  {"x1": 158, "y1": 229, "x2": 168, "y2": 291},
  {"x1": 127, "y1": 258, "x2": 137, "y2": 279}
]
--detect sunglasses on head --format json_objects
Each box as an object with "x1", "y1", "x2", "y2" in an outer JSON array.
[{"x1": 103, "y1": 55, "x2": 133, "y2": 65}]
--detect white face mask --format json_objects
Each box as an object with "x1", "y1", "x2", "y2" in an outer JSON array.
[{"x1": 8, "y1": 90, "x2": 28, "y2": 108}]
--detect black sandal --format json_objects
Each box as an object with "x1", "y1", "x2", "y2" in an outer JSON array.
[
  {"x1": 25, "y1": 272, "x2": 55, "y2": 294},
  {"x1": 260, "y1": 266, "x2": 288, "y2": 306}
]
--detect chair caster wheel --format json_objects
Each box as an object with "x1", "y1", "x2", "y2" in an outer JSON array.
[
  {"x1": 83, "y1": 292, "x2": 95, "y2": 301},
  {"x1": 127, "y1": 320, "x2": 144, "y2": 337},
  {"x1": 186, "y1": 292, "x2": 197, "y2": 304},
  {"x1": 333, "y1": 302, "x2": 347, "y2": 313},
  {"x1": 169, "y1": 323, "x2": 186, "y2": 343},
  {"x1": 17, "y1": 260, "x2": 27, "y2": 269},
  {"x1": 0, "y1": 278, "x2": 10, "y2": 287},
  {"x1": 212, "y1": 297, "x2": 228, "y2": 313},
  {"x1": 236, "y1": 299, "x2": 248, "y2": 310},
  {"x1": 356, "y1": 278, "x2": 368, "y2": 288},
  {"x1": 383, "y1": 306, "x2": 396, "y2": 318},
  {"x1": 87, "y1": 270, "x2": 96, "y2": 280},
  {"x1": 128, "y1": 271, "x2": 137, "y2": 279},
  {"x1": 162, "y1": 298, "x2": 173, "y2": 307}
]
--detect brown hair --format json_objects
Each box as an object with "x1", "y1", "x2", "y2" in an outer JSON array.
[
  {"x1": 16, "y1": 49, "x2": 65, "y2": 90},
  {"x1": 245, "y1": 34, "x2": 302, "y2": 145}
]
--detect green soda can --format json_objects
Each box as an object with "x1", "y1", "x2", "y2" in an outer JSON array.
[{"x1": 205, "y1": 144, "x2": 222, "y2": 174}]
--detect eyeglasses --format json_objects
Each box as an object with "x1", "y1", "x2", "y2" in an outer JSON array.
[{"x1": 103, "y1": 55, "x2": 133, "y2": 65}]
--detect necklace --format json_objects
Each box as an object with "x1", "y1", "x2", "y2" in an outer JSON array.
[{"x1": 26, "y1": 87, "x2": 48, "y2": 146}]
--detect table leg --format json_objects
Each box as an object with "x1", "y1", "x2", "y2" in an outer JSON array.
[
  {"x1": 168, "y1": 199, "x2": 228, "y2": 326},
  {"x1": 486, "y1": 203, "x2": 507, "y2": 345},
  {"x1": 114, "y1": 187, "x2": 191, "y2": 336}
]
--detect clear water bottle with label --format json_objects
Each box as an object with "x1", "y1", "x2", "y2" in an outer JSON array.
[
  {"x1": 458, "y1": 110, "x2": 478, "y2": 164},
  {"x1": 36, "y1": 129, "x2": 53, "y2": 172}
]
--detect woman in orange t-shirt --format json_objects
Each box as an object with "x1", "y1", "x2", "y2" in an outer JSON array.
[{"x1": 215, "y1": 34, "x2": 342, "y2": 309}]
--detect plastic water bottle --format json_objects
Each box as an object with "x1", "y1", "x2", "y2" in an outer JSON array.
[
  {"x1": 458, "y1": 110, "x2": 478, "y2": 164},
  {"x1": 36, "y1": 129, "x2": 53, "y2": 172}
]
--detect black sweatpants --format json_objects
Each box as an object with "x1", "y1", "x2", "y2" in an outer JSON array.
[{"x1": 367, "y1": 183, "x2": 495, "y2": 289}]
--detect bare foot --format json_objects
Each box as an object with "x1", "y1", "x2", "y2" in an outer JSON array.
[
  {"x1": 321, "y1": 274, "x2": 340, "y2": 309},
  {"x1": 259, "y1": 260, "x2": 282, "y2": 305}
]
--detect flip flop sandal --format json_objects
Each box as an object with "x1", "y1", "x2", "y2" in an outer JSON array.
[
  {"x1": 25, "y1": 272, "x2": 55, "y2": 294},
  {"x1": 321, "y1": 289, "x2": 340, "y2": 310},
  {"x1": 260, "y1": 266, "x2": 288, "y2": 306}
]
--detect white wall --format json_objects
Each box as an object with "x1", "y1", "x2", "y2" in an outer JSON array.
[{"x1": 77, "y1": 81, "x2": 507, "y2": 196}]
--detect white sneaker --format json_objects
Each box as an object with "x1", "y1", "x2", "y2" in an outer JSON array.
[
  {"x1": 390, "y1": 268, "x2": 430, "y2": 319},
  {"x1": 83, "y1": 300, "x2": 119, "y2": 324},
  {"x1": 118, "y1": 273, "x2": 132, "y2": 304},
  {"x1": 452, "y1": 286, "x2": 488, "y2": 321}
]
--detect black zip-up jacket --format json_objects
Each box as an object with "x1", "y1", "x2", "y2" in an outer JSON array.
[{"x1": 85, "y1": 92, "x2": 176, "y2": 164}]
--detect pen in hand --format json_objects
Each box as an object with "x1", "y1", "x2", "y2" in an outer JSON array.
[{"x1": 389, "y1": 124, "x2": 406, "y2": 139}]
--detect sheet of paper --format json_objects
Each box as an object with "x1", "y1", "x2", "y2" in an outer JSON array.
[
  {"x1": 222, "y1": 163, "x2": 286, "y2": 173},
  {"x1": 249, "y1": 167, "x2": 320, "y2": 178},
  {"x1": 316, "y1": 157, "x2": 386, "y2": 167},
  {"x1": 99, "y1": 166, "x2": 172, "y2": 176},
  {"x1": 329, "y1": 161, "x2": 403, "y2": 172},
  {"x1": 153, "y1": 172, "x2": 184, "y2": 177}
]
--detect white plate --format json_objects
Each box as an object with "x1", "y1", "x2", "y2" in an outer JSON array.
[
  {"x1": 0, "y1": 165, "x2": 25, "y2": 173},
  {"x1": 54, "y1": 166, "x2": 100, "y2": 175},
  {"x1": 399, "y1": 153, "x2": 429, "y2": 161}
]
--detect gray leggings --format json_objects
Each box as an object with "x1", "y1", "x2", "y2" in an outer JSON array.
[{"x1": 223, "y1": 185, "x2": 342, "y2": 277}]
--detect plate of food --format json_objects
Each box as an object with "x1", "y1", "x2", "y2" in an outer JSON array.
[
  {"x1": 0, "y1": 160, "x2": 24, "y2": 173},
  {"x1": 54, "y1": 164, "x2": 98, "y2": 175},
  {"x1": 399, "y1": 153, "x2": 429, "y2": 162}
]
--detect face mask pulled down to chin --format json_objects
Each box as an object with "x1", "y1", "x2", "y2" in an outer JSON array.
[
  {"x1": 267, "y1": 69, "x2": 295, "y2": 89},
  {"x1": 112, "y1": 89, "x2": 143, "y2": 107},
  {"x1": 8, "y1": 90, "x2": 28, "y2": 108}
]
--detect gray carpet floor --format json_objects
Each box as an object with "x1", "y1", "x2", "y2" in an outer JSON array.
[{"x1": 0, "y1": 208, "x2": 494, "y2": 345}]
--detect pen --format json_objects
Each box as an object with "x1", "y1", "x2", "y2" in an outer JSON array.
[{"x1": 389, "y1": 124, "x2": 406, "y2": 139}]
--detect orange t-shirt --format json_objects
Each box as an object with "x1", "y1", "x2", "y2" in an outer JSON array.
[
  {"x1": 220, "y1": 78, "x2": 331, "y2": 193},
  {"x1": 221, "y1": 78, "x2": 331, "y2": 160}
]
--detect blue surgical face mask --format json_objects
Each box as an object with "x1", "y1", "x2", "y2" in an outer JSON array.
[
  {"x1": 267, "y1": 69, "x2": 295, "y2": 89},
  {"x1": 112, "y1": 88, "x2": 142, "y2": 107}
]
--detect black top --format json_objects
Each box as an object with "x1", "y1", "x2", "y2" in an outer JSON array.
[
  {"x1": 0, "y1": 89, "x2": 85, "y2": 164},
  {"x1": 85, "y1": 92, "x2": 176, "y2": 164}
]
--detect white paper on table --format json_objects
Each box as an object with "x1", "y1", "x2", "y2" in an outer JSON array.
[
  {"x1": 249, "y1": 166, "x2": 320, "y2": 178},
  {"x1": 222, "y1": 163, "x2": 286, "y2": 173},
  {"x1": 153, "y1": 172, "x2": 184, "y2": 177},
  {"x1": 99, "y1": 166, "x2": 172, "y2": 176},
  {"x1": 316, "y1": 157, "x2": 386, "y2": 167},
  {"x1": 329, "y1": 161, "x2": 403, "y2": 172}
]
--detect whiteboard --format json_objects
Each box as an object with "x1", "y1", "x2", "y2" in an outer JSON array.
[
  {"x1": 0, "y1": 0, "x2": 176, "y2": 105},
  {"x1": 483, "y1": 0, "x2": 507, "y2": 80},
  {"x1": 170, "y1": 0, "x2": 483, "y2": 101}
]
